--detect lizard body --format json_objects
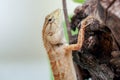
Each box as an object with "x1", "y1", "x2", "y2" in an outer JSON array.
[
  {"x1": 42, "y1": 9, "x2": 76, "y2": 80},
  {"x1": 42, "y1": 9, "x2": 92, "y2": 80}
]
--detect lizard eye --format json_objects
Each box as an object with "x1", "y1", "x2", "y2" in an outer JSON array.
[
  {"x1": 48, "y1": 16, "x2": 54, "y2": 23},
  {"x1": 48, "y1": 18, "x2": 52, "y2": 22}
]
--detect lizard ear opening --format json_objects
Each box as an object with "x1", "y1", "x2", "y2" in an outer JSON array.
[{"x1": 48, "y1": 32, "x2": 53, "y2": 36}]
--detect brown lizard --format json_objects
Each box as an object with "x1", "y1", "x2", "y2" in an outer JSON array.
[{"x1": 42, "y1": 9, "x2": 92, "y2": 80}]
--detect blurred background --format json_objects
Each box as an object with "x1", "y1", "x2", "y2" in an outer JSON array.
[{"x1": 0, "y1": 0, "x2": 81, "y2": 80}]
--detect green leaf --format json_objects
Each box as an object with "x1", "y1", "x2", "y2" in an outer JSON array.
[
  {"x1": 72, "y1": 0, "x2": 85, "y2": 3},
  {"x1": 63, "y1": 22, "x2": 69, "y2": 43},
  {"x1": 50, "y1": 70, "x2": 54, "y2": 80},
  {"x1": 71, "y1": 28, "x2": 78, "y2": 36}
]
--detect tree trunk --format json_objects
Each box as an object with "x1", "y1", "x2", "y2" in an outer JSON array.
[{"x1": 69, "y1": 0, "x2": 120, "y2": 80}]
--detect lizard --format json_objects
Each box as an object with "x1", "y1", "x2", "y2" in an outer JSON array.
[{"x1": 42, "y1": 8, "x2": 93, "y2": 80}]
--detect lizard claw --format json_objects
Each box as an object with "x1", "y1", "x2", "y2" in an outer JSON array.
[{"x1": 81, "y1": 16, "x2": 94, "y2": 29}]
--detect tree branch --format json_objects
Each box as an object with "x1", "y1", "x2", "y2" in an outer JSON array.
[{"x1": 62, "y1": 0, "x2": 72, "y2": 43}]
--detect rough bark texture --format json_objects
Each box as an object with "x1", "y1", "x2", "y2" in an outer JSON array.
[{"x1": 69, "y1": 0, "x2": 120, "y2": 80}]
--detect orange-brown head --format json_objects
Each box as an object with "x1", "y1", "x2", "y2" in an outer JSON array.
[{"x1": 42, "y1": 9, "x2": 64, "y2": 45}]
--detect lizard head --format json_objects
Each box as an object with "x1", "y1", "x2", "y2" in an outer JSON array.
[{"x1": 43, "y1": 9, "x2": 64, "y2": 44}]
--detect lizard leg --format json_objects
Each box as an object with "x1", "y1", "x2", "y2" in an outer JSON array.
[
  {"x1": 65, "y1": 26, "x2": 85, "y2": 51},
  {"x1": 65, "y1": 16, "x2": 94, "y2": 51}
]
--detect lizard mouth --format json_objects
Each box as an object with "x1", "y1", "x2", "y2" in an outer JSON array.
[{"x1": 52, "y1": 9, "x2": 61, "y2": 20}]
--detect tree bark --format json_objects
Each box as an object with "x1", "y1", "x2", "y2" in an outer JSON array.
[{"x1": 69, "y1": 0, "x2": 120, "y2": 79}]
